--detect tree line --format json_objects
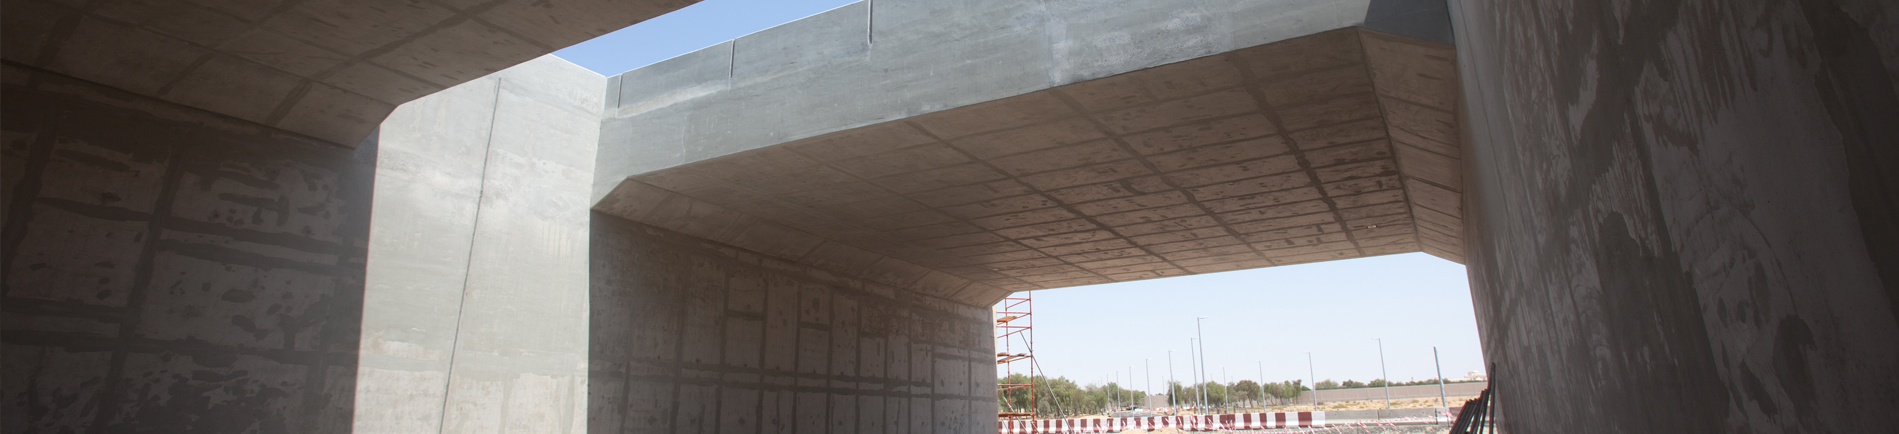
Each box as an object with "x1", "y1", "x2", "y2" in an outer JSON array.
[
  {"x1": 1312, "y1": 377, "x2": 1485, "y2": 390},
  {"x1": 997, "y1": 375, "x2": 1314, "y2": 417},
  {"x1": 998, "y1": 374, "x2": 1147, "y2": 418}
]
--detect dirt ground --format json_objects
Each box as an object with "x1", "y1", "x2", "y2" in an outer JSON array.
[
  {"x1": 1259, "y1": 395, "x2": 1476, "y2": 412},
  {"x1": 1118, "y1": 428, "x2": 1445, "y2": 434},
  {"x1": 1068, "y1": 396, "x2": 1475, "y2": 419}
]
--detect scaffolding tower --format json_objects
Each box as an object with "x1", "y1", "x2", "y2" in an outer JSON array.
[{"x1": 997, "y1": 293, "x2": 1035, "y2": 419}]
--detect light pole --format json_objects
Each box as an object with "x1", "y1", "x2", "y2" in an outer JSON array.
[
  {"x1": 1307, "y1": 352, "x2": 1317, "y2": 411},
  {"x1": 1188, "y1": 338, "x2": 1200, "y2": 413},
  {"x1": 1376, "y1": 338, "x2": 1391, "y2": 411},
  {"x1": 1196, "y1": 316, "x2": 1210, "y2": 415},
  {"x1": 1145, "y1": 359, "x2": 1151, "y2": 409},
  {"x1": 1256, "y1": 361, "x2": 1264, "y2": 410},
  {"x1": 1434, "y1": 347, "x2": 1447, "y2": 410}
]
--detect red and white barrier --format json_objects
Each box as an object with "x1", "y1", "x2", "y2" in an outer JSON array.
[{"x1": 998, "y1": 412, "x2": 1325, "y2": 433}]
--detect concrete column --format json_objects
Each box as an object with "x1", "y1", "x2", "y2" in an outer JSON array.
[{"x1": 358, "y1": 55, "x2": 604, "y2": 433}]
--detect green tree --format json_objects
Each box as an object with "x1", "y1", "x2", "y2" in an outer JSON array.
[
  {"x1": 1231, "y1": 380, "x2": 1261, "y2": 404},
  {"x1": 1272, "y1": 380, "x2": 1304, "y2": 400},
  {"x1": 1315, "y1": 379, "x2": 1340, "y2": 390},
  {"x1": 1204, "y1": 381, "x2": 1226, "y2": 405},
  {"x1": 1341, "y1": 379, "x2": 1366, "y2": 388}
]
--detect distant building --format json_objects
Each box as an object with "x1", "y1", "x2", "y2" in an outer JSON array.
[
  {"x1": 1144, "y1": 394, "x2": 1172, "y2": 409},
  {"x1": 1465, "y1": 371, "x2": 1489, "y2": 381}
]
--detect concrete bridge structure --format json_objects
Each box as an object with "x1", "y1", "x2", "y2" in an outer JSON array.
[{"x1": 3, "y1": 0, "x2": 1896, "y2": 433}]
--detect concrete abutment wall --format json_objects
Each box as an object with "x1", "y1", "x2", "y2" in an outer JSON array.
[
  {"x1": 1451, "y1": 0, "x2": 1899, "y2": 432},
  {"x1": 589, "y1": 215, "x2": 995, "y2": 434},
  {"x1": 2, "y1": 62, "x2": 375, "y2": 432}
]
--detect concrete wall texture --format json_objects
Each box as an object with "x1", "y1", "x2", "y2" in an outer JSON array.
[
  {"x1": 589, "y1": 216, "x2": 995, "y2": 434},
  {"x1": 0, "y1": 0, "x2": 693, "y2": 146},
  {"x1": 593, "y1": 0, "x2": 1384, "y2": 200},
  {"x1": 2, "y1": 62, "x2": 376, "y2": 432},
  {"x1": 1449, "y1": 0, "x2": 1899, "y2": 432},
  {"x1": 356, "y1": 55, "x2": 603, "y2": 434},
  {"x1": 3, "y1": 0, "x2": 1898, "y2": 433}
]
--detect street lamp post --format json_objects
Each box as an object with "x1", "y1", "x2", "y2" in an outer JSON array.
[
  {"x1": 1256, "y1": 361, "x2": 1264, "y2": 411},
  {"x1": 1307, "y1": 352, "x2": 1317, "y2": 411},
  {"x1": 1434, "y1": 347, "x2": 1447, "y2": 410},
  {"x1": 1196, "y1": 317, "x2": 1209, "y2": 415},
  {"x1": 1188, "y1": 338, "x2": 1200, "y2": 413},
  {"x1": 1376, "y1": 338, "x2": 1391, "y2": 411},
  {"x1": 1168, "y1": 350, "x2": 1177, "y2": 411},
  {"x1": 1145, "y1": 359, "x2": 1151, "y2": 409}
]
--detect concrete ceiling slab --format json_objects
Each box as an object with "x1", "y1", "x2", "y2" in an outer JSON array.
[
  {"x1": 598, "y1": 28, "x2": 1465, "y2": 304},
  {"x1": 1, "y1": 0, "x2": 694, "y2": 146}
]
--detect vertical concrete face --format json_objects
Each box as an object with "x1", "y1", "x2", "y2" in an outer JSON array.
[
  {"x1": 358, "y1": 55, "x2": 604, "y2": 433},
  {"x1": 595, "y1": 0, "x2": 1382, "y2": 198},
  {"x1": 1449, "y1": 0, "x2": 1899, "y2": 432},
  {"x1": 588, "y1": 215, "x2": 996, "y2": 434},
  {"x1": 1, "y1": 63, "x2": 374, "y2": 432}
]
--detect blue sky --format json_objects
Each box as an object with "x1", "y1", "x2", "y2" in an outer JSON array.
[
  {"x1": 554, "y1": 0, "x2": 1484, "y2": 392},
  {"x1": 553, "y1": 0, "x2": 863, "y2": 77}
]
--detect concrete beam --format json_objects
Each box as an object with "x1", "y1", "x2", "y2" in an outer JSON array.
[{"x1": 594, "y1": 0, "x2": 1388, "y2": 202}]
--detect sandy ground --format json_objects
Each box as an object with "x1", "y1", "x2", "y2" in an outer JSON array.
[
  {"x1": 1063, "y1": 396, "x2": 1476, "y2": 420},
  {"x1": 1260, "y1": 395, "x2": 1478, "y2": 412},
  {"x1": 1117, "y1": 429, "x2": 1446, "y2": 434}
]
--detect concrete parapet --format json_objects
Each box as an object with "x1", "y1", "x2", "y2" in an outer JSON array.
[{"x1": 595, "y1": 0, "x2": 1388, "y2": 199}]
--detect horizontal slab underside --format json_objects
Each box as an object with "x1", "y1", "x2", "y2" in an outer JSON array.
[{"x1": 598, "y1": 28, "x2": 1466, "y2": 304}]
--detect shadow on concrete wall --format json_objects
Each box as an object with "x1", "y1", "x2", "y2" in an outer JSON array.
[
  {"x1": 2, "y1": 63, "x2": 371, "y2": 433},
  {"x1": 588, "y1": 213, "x2": 999, "y2": 434}
]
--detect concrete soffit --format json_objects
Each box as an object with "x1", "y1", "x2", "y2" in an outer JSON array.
[
  {"x1": 593, "y1": 28, "x2": 1469, "y2": 305},
  {"x1": 0, "y1": 0, "x2": 685, "y2": 147}
]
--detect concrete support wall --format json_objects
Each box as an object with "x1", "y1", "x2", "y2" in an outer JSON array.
[
  {"x1": 1449, "y1": 0, "x2": 1899, "y2": 432},
  {"x1": 588, "y1": 215, "x2": 996, "y2": 434},
  {"x1": 1, "y1": 63, "x2": 375, "y2": 432},
  {"x1": 357, "y1": 55, "x2": 603, "y2": 433}
]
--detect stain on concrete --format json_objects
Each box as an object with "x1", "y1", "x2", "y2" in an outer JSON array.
[
  {"x1": 589, "y1": 214, "x2": 995, "y2": 434},
  {"x1": 1592, "y1": 213, "x2": 1726, "y2": 433},
  {"x1": 1451, "y1": 0, "x2": 1899, "y2": 431},
  {"x1": 2, "y1": 62, "x2": 371, "y2": 433},
  {"x1": 1796, "y1": 0, "x2": 1899, "y2": 324}
]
